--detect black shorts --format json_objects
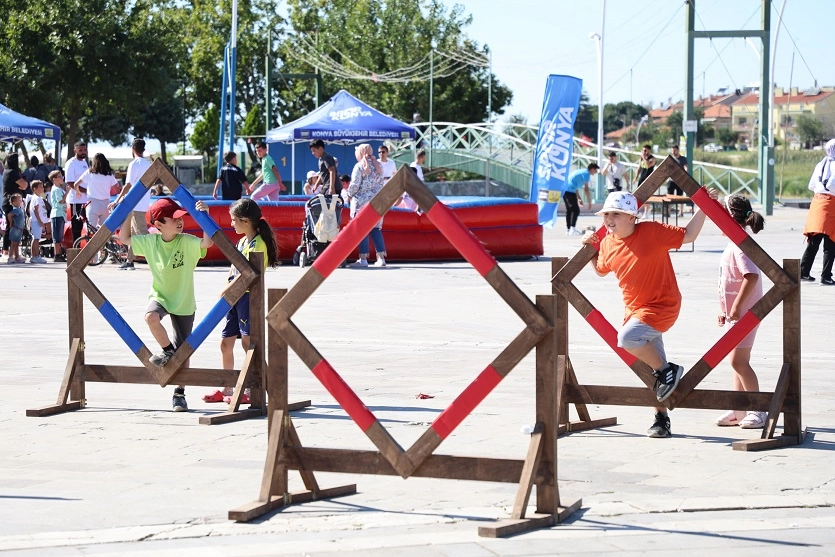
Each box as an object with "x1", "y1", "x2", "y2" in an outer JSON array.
[
  {"x1": 667, "y1": 182, "x2": 683, "y2": 196},
  {"x1": 145, "y1": 300, "x2": 195, "y2": 349}
]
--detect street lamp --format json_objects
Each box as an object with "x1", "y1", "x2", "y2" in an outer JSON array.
[
  {"x1": 635, "y1": 114, "x2": 649, "y2": 145},
  {"x1": 590, "y1": 28, "x2": 604, "y2": 202}
]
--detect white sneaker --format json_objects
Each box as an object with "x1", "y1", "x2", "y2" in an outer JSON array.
[
  {"x1": 32, "y1": 256, "x2": 47, "y2": 264},
  {"x1": 351, "y1": 259, "x2": 369, "y2": 268},
  {"x1": 373, "y1": 256, "x2": 386, "y2": 267}
]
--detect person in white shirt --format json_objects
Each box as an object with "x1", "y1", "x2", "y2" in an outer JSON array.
[
  {"x1": 65, "y1": 141, "x2": 89, "y2": 242},
  {"x1": 601, "y1": 152, "x2": 628, "y2": 193},
  {"x1": 26, "y1": 180, "x2": 50, "y2": 263},
  {"x1": 109, "y1": 138, "x2": 152, "y2": 270},
  {"x1": 378, "y1": 144, "x2": 397, "y2": 182},
  {"x1": 399, "y1": 148, "x2": 426, "y2": 211},
  {"x1": 74, "y1": 153, "x2": 118, "y2": 228}
]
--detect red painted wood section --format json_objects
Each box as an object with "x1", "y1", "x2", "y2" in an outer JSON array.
[
  {"x1": 692, "y1": 188, "x2": 748, "y2": 245},
  {"x1": 702, "y1": 311, "x2": 761, "y2": 368},
  {"x1": 312, "y1": 204, "x2": 381, "y2": 278},
  {"x1": 585, "y1": 309, "x2": 639, "y2": 366},
  {"x1": 426, "y1": 202, "x2": 497, "y2": 277},
  {"x1": 431, "y1": 365, "x2": 502, "y2": 439},
  {"x1": 311, "y1": 359, "x2": 376, "y2": 431}
]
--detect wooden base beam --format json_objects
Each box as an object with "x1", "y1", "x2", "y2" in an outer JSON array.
[
  {"x1": 26, "y1": 401, "x2": 85, "y2": 417},
  {"x1": 478, "y1": 498, "x2": 582, "y2": 538},
  {"x1": 229, "y1": 484, "x2": 357, "y2": 523},
  {"x1": 732, "y1": 430, "x2": 805, "y2": 452},
  {"x1": 558, "y1": 417, "x2": 618, "y2": 435}
]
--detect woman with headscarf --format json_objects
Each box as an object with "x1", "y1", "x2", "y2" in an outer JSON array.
[
  {"x1": 346, "y1": 143, "x2": 387, "y2": 267},
  {"x1": 800, "y1": 138, "x2": 835, "y2": 285}
]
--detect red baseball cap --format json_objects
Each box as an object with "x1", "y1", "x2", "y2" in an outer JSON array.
[{"x1": 148, "y1": 198, "x2": 188, "y2": 224}]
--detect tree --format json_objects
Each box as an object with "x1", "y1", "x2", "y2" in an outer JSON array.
[
  {"x1": 0, "y1": 0, "x2": 187, "y2": 149},
  {"x1": 191, "y1": 105, "x2": 221, "y2": 158},
  {"x1": 796, "y1": 115, "x2": 825, "y2": 148},
  {"x1": 275, "y1": 0, "x2": 511, "y2": 125},
  {"x1": 574, "y1": 92, "x2": 597, "y2": 138},
  {"x1": 602, "y1": 101, "x2": 648, "y2": 134},
  {"x1": 716, "y1": 127, "x2": 738, "y2": 147}
]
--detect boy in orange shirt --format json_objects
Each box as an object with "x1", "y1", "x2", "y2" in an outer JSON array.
[{"x1": 583, "y1": 189, "x2": 717, "y2": 438}]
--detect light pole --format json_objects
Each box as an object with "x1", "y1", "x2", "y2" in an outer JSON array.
[
  {"x1": 428, "y1": 41, "x2": 436, "y2": 168},
  {"x1": 590, "y1": 28, "x2": 604, "y2": 202},
  {"x1": 635, "y1": 114, "x2": 649, "y2": 145}
]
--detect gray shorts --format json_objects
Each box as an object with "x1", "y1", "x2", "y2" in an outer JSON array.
[
  {"x1": 145, "y1": 300, "x2": 195, "y2": 349},
  {"x1": 617, "y1": 317, "x2": 666, "y2": 363}
]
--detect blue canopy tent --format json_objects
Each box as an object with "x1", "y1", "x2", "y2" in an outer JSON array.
[
  {"x1": 0, "y1": 103, "x2": 62, "y2": 160},
  {"x1": 265, "y1": 90, "x2": 415, "y2": 187}
]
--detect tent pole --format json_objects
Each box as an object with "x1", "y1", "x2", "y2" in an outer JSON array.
[{"x1": 292, "y1": 142, "x2": 295, "y2": 194}]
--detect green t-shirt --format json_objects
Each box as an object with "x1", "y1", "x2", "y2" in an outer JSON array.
[
  {"x1": 261, "y1": 154, "x2": 278, "y2": 184},
  {"x1": 50, "y1": 186, "x2": 66, "y2": 219},
  {"x1": 131, "y1": 233, "x2": 207, "y2": 315}
]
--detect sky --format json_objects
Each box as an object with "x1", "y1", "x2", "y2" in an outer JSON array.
[
  {"x1": 86, "y1": 0, "x2": 833, "y2": 160},
  {"x1": 463, "y1": 0, "x2": 834, "y2": 123}
]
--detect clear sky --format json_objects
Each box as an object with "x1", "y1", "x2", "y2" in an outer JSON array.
[{"x1": 462, "y1": 0, "x2": 834, "y2": 123}]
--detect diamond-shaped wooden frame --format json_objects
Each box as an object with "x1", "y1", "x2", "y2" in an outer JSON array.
[
  {"x1": 61, "y1": 159, "x2": 259, "y2": 387},
  {"x1": 266, "y1": 166, "x2": 550, "y2": 477},
  {"x1": 550, "y1": 156, "x2": 803, "y2": 449}
]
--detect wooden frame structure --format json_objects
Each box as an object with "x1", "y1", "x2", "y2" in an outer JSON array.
[
  {"x1": 26, "y1": 160, "x2": 308, "y2": 424},
  {"x1": 550, "y1": 156, "x2": 804, "y2": 452},
  {"x1": 230, "y1": 168, "x2": 580, "y2": 537}
]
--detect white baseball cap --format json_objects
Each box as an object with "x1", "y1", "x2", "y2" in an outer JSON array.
[
  {"x1": 596, "y1": 191, "x2": 639, "y2": 217},
  {"x1": 306, "y1": 170, "x2": 317, "y2": 180}
]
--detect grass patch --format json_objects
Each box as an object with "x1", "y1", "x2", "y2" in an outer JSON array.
[{"x1": 697, "y1": 150, "x2": 821, "y2": 198}]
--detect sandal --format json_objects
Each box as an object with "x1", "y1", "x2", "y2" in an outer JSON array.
[
  {"x1": 739, "y1": 411, "x2": 767, "y2": 429},
  {"x1": 202, "y1": 390, "x2": 225, "y2": 403},
  {"x1": 224, "y1": 393, "x2": 251, "y2": 405},
  {"x1": 714, "y1": 410, "x2": 740, "y2": 426}
]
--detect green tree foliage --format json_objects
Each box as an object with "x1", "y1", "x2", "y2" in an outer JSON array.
[
  {"x1": 0, "y1": 0, "x2": 186, "y2": 151},
  {"x1": 795, "y1": 115, "x2": 825, "y2": 148},
  {"x1": 716, "y1": 127, "x2": 738, "y2": 147},
  {"x1": 602, "y1": 101, "x2": 648, "y2": 134},
  {"x1": 275, "y1": 0, "x2": 511, "y2": 125},
  {"x1": 191, "y1": 105, "x2": 220, "y2": 157}
]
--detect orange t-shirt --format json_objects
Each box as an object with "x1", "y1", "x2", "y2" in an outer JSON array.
[{"x1": 596, "y1": 221, "x2": 686, "y2": 332}]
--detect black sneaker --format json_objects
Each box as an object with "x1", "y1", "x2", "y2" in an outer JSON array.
[
  {"x1": 821, "y1": 277, "x2": 835, "y2": 286},
  {"x1": 653, "y1": 362, "x2": 684, "y2": 402},
  {"x1": 119, "y1": 261, "x2": 135, "y2": 271},
  {"x1": 172, "y1": 388, "x2": 188, "y2": 412},
  {"x1": 647, "y1": 412, "x2": 671, "y2": 438},
  {"x1": 800, "y1": 274, "x2": 816, "y2": 282},
  {"x1": 150, "y1": 348, "x2": 175, "y2": 367}
]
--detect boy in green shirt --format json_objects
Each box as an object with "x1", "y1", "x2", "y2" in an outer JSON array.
[
  {"x1": 120, "y1": 198, "x2": 214, "y2": 411},
  {"x1": 250, "y1": 141, "x2": 286, "y2": 201}
]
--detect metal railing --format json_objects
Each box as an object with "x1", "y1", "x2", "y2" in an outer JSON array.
[{"x1": 390, "y1": 123, "x2": 759, "y2": 199}]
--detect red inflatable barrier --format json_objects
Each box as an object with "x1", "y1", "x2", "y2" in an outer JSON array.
[{"x1": 61, "y1": 196, "x2": 543, "y2": 263}]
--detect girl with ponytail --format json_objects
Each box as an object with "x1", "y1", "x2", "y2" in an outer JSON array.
[
  {"x1": 203, "y1": 198, "x2": 278, "y2": 404},
  {"x1": 715, "y1": 194, "x2": 766, "y2": 429}
]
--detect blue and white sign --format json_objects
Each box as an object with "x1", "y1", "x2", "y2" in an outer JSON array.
[{"x1": 529, "y1": 75, "x2": 583, "y2": 228}]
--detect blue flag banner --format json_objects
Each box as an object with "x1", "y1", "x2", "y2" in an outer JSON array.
[{"x1": 529, "y1": 75, "x2": 583, "y2": 228}]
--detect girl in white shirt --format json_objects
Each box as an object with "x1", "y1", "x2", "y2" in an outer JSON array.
[{"x1": 76, "y1": 153, "x2": 119, "y2": 228}]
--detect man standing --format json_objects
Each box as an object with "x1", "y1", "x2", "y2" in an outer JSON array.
[
  {"x1": 378, "y1": 144, "x2": 397, "y2": 183},
  {"x1": 109, "y1": 138, "x2": 151, "y2": 270},
  {"x1": 666, "y1": 145, "x2": 688, "y2": 196},
  {"x1": 250, "y1": 141, "x2": 285, "y2": 201},
  {"x1": 409, "y1": 149, "x2": 426, "y2": 182},
  {"x1": 564, "y1": 163, "x2": 598, "y2": 235},
  {"x1": 65, "y1": 141, "x2": 89, "y2": 243},
  {"x1": 601, "y1": 152, "x2": 628, "y2": 193},
  {"x1": 309, "y1": 139, "x2": 339, "y2": 195},
  {"x1": 635, "y1": 144, "x2": 656, "y2": 188}
]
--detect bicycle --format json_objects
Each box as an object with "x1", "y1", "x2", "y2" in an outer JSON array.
[{"x1": 72, "y1": 206, "x2": 127, "y2": 266}]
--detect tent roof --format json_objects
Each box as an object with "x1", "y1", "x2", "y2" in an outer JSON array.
[
  {"x1": 0, "y1": 103, "x2": 61, "y2": 145},
  {"x1": 266, "y1": 90, "x2": 415, "y2": 143}
]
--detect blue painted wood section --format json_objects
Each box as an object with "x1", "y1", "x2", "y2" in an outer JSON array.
[
  {"x1": 97, "y1": 301, "x2": 144, "y2": 354},
  {"x1": 104, "y1": 180, "x2": 149, "y2": 231},
  {"x1": 172, "y1": 187, "x2": 221, "y2": 237},
  {"x1": 185, "y1": 297, "x2": 231, "y2": 351}
]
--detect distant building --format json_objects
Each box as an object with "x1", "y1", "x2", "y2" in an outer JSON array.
[{"x1": 731, "y1": 87, "x2": 835, "y2": 143}]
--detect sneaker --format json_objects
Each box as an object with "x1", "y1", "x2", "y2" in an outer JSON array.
[
  {"x1": 6, "y1": 258, "x2": 15, "y2": 264},
  {"x1": 119, "y1": 261, "x2": 135, "y2": 271},
  {"x1": 800, "y1": 274, "x2": 816, "y2": 282},
  {"x1": 647, "y1": 412, "x2": 671, "y2": 438},
  {"x1": 652, "y1": 362, "x2": 684, "y2": 402},
  {"x1": 31, "y1": 256, "x2": 47, "y2": 264},
  {"x1": 821, "y1": 277, "x2": 835, "y2": 286},
  {"x1": 373, "y1": 256, "x2": 386, "y2": 267},
  {"x1": 150, "y1": 348, "x2": 176, "y2": 367},
  {"x1": 351, "y1": 259, "x2": 369, "y2": 268},
  {"x1": 739, "y1": 411, "x2": 767, "y2": 429},
  {"x1": 172, "y1": 388, "x2": 188, "y2": 412},
  {"x1": 15, "y1": 256, "x2": 26, "y2": 263}
]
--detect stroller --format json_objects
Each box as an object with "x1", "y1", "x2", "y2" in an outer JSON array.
[{"x1": 293, "y1": 194, "x2": 344, "y2": 268}]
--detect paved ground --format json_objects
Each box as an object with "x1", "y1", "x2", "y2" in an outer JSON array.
[{"x1": 2, "y1": 203, "x2": 834, "y2": 556}]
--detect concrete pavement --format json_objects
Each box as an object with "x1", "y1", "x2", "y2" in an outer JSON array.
[{"x1": 1, "y1": 203, "x2": 834, "y2": 556}]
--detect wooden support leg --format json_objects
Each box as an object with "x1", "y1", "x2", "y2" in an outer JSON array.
[
  {"x1": 26, "y1": 338, "x2": 86, "y2": 417},
  {"x1": 199, "y1": 348, "x2": 263, "y2": 425},
  {"x1": 732, "y1": 362, "x2": 799, "y2": 451},
  {"x1": 512, "y1": 424, "x2": 544, "y2": 519}
]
